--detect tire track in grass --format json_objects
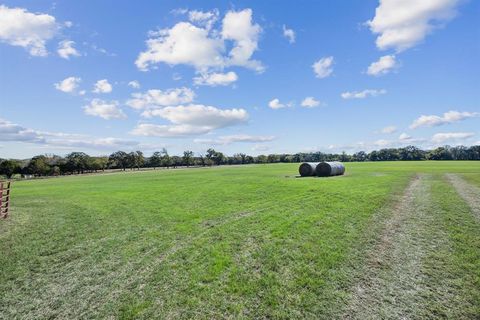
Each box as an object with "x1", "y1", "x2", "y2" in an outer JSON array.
[
  {"x1": 445, "y1": 173, "x2": 480, "y2": 221},
  {"x1": 344, "y1": 174, "x2": 457, "y2": 319}
]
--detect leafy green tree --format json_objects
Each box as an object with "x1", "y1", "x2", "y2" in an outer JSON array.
[
  {"x1": 109, "y1": 151, "x2": 130, "y2": 170},
  {"x1": 0, "y1": 159, "x2": 21, "y2": 178},
  {"x1": 183, "y1": 150, "x2": 194, "y2": 167},
  {"x1": 65, "y1": 152, "x2": 91, "y2": 174},
  {"x1": 149, "y1": 152, "x2": 162, "y2": 169},
  {"x1": 26, "y1": 155, "x2": 50, "y2": 176},
  {"x1": 256, "y1": 155, "x2": 268, "y2": 163},
  {"x1": 160, "y1": 148, "x2": 172, "y2": 168}
]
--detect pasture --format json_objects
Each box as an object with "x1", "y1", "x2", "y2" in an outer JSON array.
[{"x1": 1, "y1": 162, "x2": 479, "y2": 319}]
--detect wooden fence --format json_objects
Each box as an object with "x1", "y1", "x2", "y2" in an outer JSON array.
[{"x1": 0, "y1": 181, "x2": 11, "y2": 219}]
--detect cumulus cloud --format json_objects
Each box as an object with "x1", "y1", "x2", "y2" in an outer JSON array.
[
  {"x1": 268, "y1": 98, "x2": 286, "y2": 109},
  {"x1": 301, "y1": 97, "x2": 321, "y2": 108},
  {"x1": 312, "y1": 56, "x2": 334, "y2": 78},
  {"x1": 0, "y1": 5, "x2": 59, "y2": 56},
  {"x1": 83, "y1": 99, "x2": 126, "y2": 120},
  {"x1": 93, "y1": 79, "x2": 113, "y2": 93},
  {"x1": 410, "y1": 110, "x2": 479, "y2": 129},
  {"x1": 188, "y1": 9, "x2": 219, "y2": 30},
  {"x1": 135, "y1": 9, "x2": 263, "y2": 73},
  {"x1": 54, "y1": 76, "x2": 82, "y2": 94},
  {"x1": 222, "y1": 9, "x2": 263, "y2": 72},
  {"x1": 431, "y1": 132, "x2": 474, "y2": 144},
  {"x1": 128, "y1": 80, "x2": 140, "y2": 89},
  {"x1": 0, "y1": 117, "x2": 138, "y2": 150},
  {"x1": 57, "y1": 40, "x2": 80, "y2": 59},
  {"x1": 341, "y1": 89, "x2": 386, "y2": 99},
  {"x1": 194, "y1": 134, "x2": 275, "y2": 145},
  {"x1": 126, "y1": 87, "x2": 195, "y2": 109},
  {"x1": 193, "y1": 71, "x2": 238, "y2": 86},
  {"x1": 132, "y1": 104, "x2": 249, "y2": 137},
  {"x1": 282, "y1": 25, "x2": 295, "y2": 43},
  {"x1": 141, "y1": 104, "x2": 248, "y2": 127},
  {"x1": 367, "y1": 0, "x2": 462, "y2": 52},
  {"x1": 380, "y1": 125, "x2": 397, "y2": 134},
  {"x1": 367, "y1": 55, "x2": 397, "y2": 76}
]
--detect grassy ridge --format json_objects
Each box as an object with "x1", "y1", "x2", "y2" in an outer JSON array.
[{"x1": 1, "y1": 162, "x2": 479, "y2": 318}]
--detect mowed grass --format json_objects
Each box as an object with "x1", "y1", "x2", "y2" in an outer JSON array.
[{"x1": 1, "y1": 162, "x2": 479, "y2": 319}]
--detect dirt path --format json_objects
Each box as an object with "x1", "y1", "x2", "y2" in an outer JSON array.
[
  {"x1": 344, "y1": 175, "x2": 455, "y2": 319},
  {"x1": 445, "y1": 173, "x2": 480, "y2": 221}
]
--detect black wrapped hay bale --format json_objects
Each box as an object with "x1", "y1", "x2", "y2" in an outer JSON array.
[
  {"x1": 298, "y1": 162, "x2": 319, "y2": 177},
  {"x1": 315, "y1": 161, "x2": 345, "y2": 177}
]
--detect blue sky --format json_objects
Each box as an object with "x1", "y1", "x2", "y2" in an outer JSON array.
[{"x1": 1, "y1": 0, "x2": 479, "y2": 158}]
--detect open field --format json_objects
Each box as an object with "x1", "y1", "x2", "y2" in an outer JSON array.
[{"x1": 1, "y1": 162, "x2": 479, "y2": 319}]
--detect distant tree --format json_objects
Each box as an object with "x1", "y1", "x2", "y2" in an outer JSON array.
[
  {"x1": 0, "y1": 160, "x2": 21, "y2": 178},
  {"x1": 149, "y1": 151, "x2": 162, "y2": 169},
  {"x1": 65, "y1": 152, "x2": 91, "y2": 174},
  {"x1": 426, "y1": 147, "x2": 452, "y2": 160},
  {"x1": 171, "y1": 156, "x2": 182, "y2": 168},
  {"x1": 132, "y1": 151, "x2": 145, "y2": 170},
  {"x1": 267, "y1": 154, "x2": 280, "y2": 163},
  {"x1": 90, "y1": 157, "x2": 109, "y2": 172},
  {"x1": 256, "y1": 155, "x2": 268, "y2": 163},
  {"x1": 26, "y1": 155, "x2": 50, "y2": 176},
  {"x1": 183, "y1": 150, "x2": 194, "y2": 167},
  {"x1": 109, "y1": 151, "x2": 129, "y2": 170},
  {"x1": 353, "y1": 151, "x2": 368, "y2": 162},
  {"x1": 160, "y1": 148, "x2": 172, "y2": 168}
]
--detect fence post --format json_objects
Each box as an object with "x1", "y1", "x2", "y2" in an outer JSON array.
[{"x1": 0, "y1": 181, "x2": 11, "y2": 219}]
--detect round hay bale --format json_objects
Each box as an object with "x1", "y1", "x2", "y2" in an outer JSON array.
[
  {"x1": 299, "y1": 162, "x2": 318, "y2": 177},
  {"x1": 316, "y1": 161, "x2": 345, "y2": 177}
]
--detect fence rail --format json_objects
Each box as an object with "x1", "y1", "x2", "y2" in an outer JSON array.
[{"x1": 0, "y1": 181, "x2": 11, "y2": 219}]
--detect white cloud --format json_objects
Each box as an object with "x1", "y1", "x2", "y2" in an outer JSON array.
[
  {"x1": 141, "y1": 104, "x2": 248, "y2": 126},
  {"x1": 399, "y1": 132, "x2": 411, "y2": 141},
  {"x1": 312, "y1": 56, "x2": 334, "y2": 78},
  {"x1": 367, "y1": 54, "x2": 397, "y2": 76},
  {"x1": 410, "y1": 110, "x2": 479, "y2": 129},
  {"x1": 83, "y1": 99, "x2": 126, "y2": 120},
  {"x1": 0, "y1": 118, "x2": 45, "y2": 143},
  {"x1": 0, "y1": 5, "x2": 58, "y2": 56},
  {"x1": 93, "y1": 79, "x2": 113, "y2": 93},
  {"x1": 282, "y1": 25, "x2": 295, "y2": 44},
  {"x1": 268, "y1": 98, "x2": 286, "y2": 110},
  {"x1": 374, "y1": 139, "x2": 391, "y2": 147},
  {"x1": 252, "y1": 144, "x2": 269, "y2": 152},
  {"x1": 126, "y1": 88, "x2": 195, "y2": 109},
  {"x1": 367, "y1": 0, "x2": 461, "y2": 52},
  {"x1": 194, "y1": 134, "x2": 275, "y2": 145},
  {"x1": 135, "y1": 9, "x2": 263, "y2": 73},
  {"x1": 301, "y1": 97, "x2": 321, "y2": 108},
  {"x1": 132, "y1": 104, "x2": 248, "y2": 137},
  {"x1": 222, "y1": 9, "x2": 263, "y2": 72},
  {"x1": 0, "y1": 117, "x2": 138, "y2": 150},
  {"x1": 57, "y1": 40, "x2": 80, "y2": 59},
  {"x1": 136, "y1": 22, "x2": 224, "y2": 71},
  {"x1": 341, "y1": 89, "x2": 386, "y2": 99},
  {"x1": 431, "y1": 132, "x2": 474, "y2": 144},
  {"x1": 130, "y1": 124, "x2": 211, "y2": 137},
  {"x1": 54, "y1": 76, "x2": 81, "y2": 94},
  {"x1": 128, "y1": 80, "x2": 140, "y2": 89},
  {"x1": 381, "y1": 125, "x2": 397, "y2": 134},
  {"x1": 193, "y1": 71, "x2": 238, "y2": 86},
  {"x1": 188, "y1": 9, "x2": 219, "y2": 30}
]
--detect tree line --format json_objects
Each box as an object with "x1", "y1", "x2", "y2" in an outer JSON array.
[{"x1": 0, "y1": 145, "x2": 479, "y2": 179}]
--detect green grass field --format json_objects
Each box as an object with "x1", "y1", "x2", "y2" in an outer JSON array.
[{"x1": 1, "y1": 162, "x2": 479, "y2": 319}]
